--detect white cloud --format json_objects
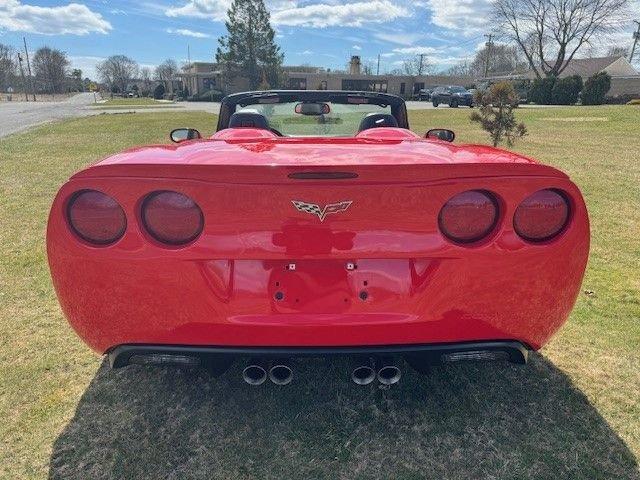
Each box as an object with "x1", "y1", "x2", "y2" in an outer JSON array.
[
  {"x1": 352, "y1": 45, "x2": 362, "y2": 50},
  {"x1": 0, "y1": 0, "x2": 111, "y2": 35},
  {"x1": 271, "y1": 0, "x2": 409, "y2": 28},
  {"x1": 272, "y1": 1, "x2": 409, "y2": 28},
  {"x1": 166, "y1": 0, "x2": 231, "y2": 21},
  {"x1": 426, "y1": 0, "x2": 493, "y2": 35},
  {"x1": 166, "y1": 0, "x2": 413, "y2": 28},
  {"x1": 300, "y1": 49, "x2": 313, "y2": 55},
  {"x1": 167, "y1": 28, "x2": 212, "y2": 38},
  {"x1": 165, "y1": 0, "x2": 296, "y2": 21},
  {"x1": 393, "y1": 46, "x2": 437, "y2": 55},
  {"x1": 373, "y1": 32, "x2": 423, "y2": 46}
]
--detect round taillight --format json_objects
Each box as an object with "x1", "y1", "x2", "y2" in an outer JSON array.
[
  {"x1": 514, "y1": 189, "x2": 570, "y2": 242},
  {"x1": 142, "y1": 191, "x2": 204, "y2": 245},
  {"x1": 67, "y1": 190, "x2": 126, "y2": 245},
  {"x1": 439, "y1": 190, "x2": 499, "y2": 244}
]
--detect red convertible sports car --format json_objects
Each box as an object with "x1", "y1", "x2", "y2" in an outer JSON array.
[{"x1": 47, "y1": 91, "x2": 589, "y2": 386}]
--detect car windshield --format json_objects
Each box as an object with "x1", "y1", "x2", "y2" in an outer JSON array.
[
  {"x1": 450, "y1": 87, "x2": 467, "y2": 93},
  {"x1": 237, "y1": 102, "x2": 393, "y2": 137}
]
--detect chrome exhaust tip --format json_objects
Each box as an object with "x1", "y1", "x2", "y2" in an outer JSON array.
[
  {"x1": 351, "y1": 357, "x2": 376, "y2": 385},
  {"x1": 242, "y1": 363, "x2": 267, "y2": 386},
  {"x1": 377, "y1": 363, "x2": 401, "y2": 385},
  {"x1": 351, "y1": 365, "x2": 376, "y2": 385},
  {"x1": 268, "y1": 363, "x2": 293, "y2": 385}
]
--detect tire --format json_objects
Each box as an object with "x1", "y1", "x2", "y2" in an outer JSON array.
[
  {"x1": 450, "y1": 99, "x2": 459, "y2": 108},
  {"x1": 432, "y1": 100, "x2": 439, "y2": 107}
]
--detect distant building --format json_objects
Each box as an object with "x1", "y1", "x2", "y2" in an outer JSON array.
[
  {"x1": 175, "y1": 59, "x2": 474, "y2": 99},
  {"x1": 483, "y1": 55, "x2": 640, "y2": 98}
]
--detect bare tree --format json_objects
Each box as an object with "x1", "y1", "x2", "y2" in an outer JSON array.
[
  {"x1": 403, "y1": 55, "x2": 431, "y2": 76},
  {"x1": 32, "y1": 47, "x2": 69, "y2": 95},
  {"x1": 0, "y1": 43, "x2": 17, "y2": 91},
  {"x1": 469, "y1": 43, "x2": 527, "y2": 76},
  {"x1": 494, "y1": 0, "x2": 629, "y2": 78},
  {"x1": 154, "y1": 59, "x2": 178, "y2": 93},
  {"x1": 97, "y1": 55, "x2": 139, "y2": 93},
  {"x1": 606, "y1": 45, "x2": 629, "y2": 57},
  {"x1": 442, "y1": 59, "x2": 472, "y2": 76}
]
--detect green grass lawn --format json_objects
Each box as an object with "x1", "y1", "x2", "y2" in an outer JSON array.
[
  {"x1": 0, "y1": 107, "x2": 638, "y2": 479},
  {"x1": 96, "y1": 97, "x2": 176, "y2": 107}
]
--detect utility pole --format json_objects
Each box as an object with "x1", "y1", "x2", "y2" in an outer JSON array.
[
  {"x1": 630, "y1": 21, "x2": 640, "y2": 63},
  {"x1": 376, "y1": 53, "x2": 380, "y2": 75},
  {"x1": 418, "y1": 53, "x2": 427, "y2": 76},
  {"x1": 484, "y1": 33, "x2": 493, "y2": 79},
  {"x1": 17, "y1": 53, "x2": 29, "y2": 101},
  {"x1": 23, "y1": 36, "x2": 36, "y2": 101}
]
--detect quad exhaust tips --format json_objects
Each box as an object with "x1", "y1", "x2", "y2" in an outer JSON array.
[
  {"x1": 351, "y1": 357, "x2": 401, "y2": 386},
  {"x1": 242, "y1": 359, "x2": 293, "y2": 385}
]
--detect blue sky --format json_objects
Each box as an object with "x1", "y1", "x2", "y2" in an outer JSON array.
[{"x1": 0, "y1": 0, "x2": 638, "y2": 79}]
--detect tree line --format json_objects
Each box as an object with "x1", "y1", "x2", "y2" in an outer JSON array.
[
  {"x1": 2, "y1": 0, "x2": 632, "y2": 99},
  {"x1": 0, "y1": 44, "x2": 88, "y2": 95}
]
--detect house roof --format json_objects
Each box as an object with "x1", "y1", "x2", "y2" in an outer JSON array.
[
  {"x1": 520, "y1": 55, "x2": 638, "y2": 79},
  {"x1": 554, "y1": 56, "x2": 623, "y2": 77}
]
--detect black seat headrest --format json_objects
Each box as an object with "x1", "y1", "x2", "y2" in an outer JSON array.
[
  {"x1": 229, "y1": 110, "x2": 269, "y2": 129},
  {"x1": 358, "y1": 112, "x2": 398, "y2": 132}
]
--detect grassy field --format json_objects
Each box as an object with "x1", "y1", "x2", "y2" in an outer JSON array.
[
  {"x1": 96, "y1": 97, "x2": 176, "y2": 108},
  {"x1": 0, "y1": 106, "x2": 638, "y2": 479}
]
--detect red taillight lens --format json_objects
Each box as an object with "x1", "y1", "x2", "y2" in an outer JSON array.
[
  {"x1": 142, "y1": 191, "x2": 204, "y2": 245},
  {"x1": 439, "y1": 190, "x2": 498, "y2": 244},
  {"x1": 67, "y1": 190, "x2": 126, "y2": 245},
  {"x1": 514, "y1": 189, "x2": 570, "y2": 242}
]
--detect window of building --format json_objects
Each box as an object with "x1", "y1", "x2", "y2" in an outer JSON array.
[
  {"x1": 413, "y1": 82, "x2": 425, "y2": 94},
  {"x1": 288, "y1": 78, "x2": 307, "y2": 90},
  {"x1": 341, "y1": 79, "x2": 388, "y2": 92},
  {"x1": 400, "y1": 82, "x2": 406, "y2": 94}
]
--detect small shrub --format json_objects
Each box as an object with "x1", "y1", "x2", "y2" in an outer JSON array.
[
  {"x1": 153, "y1": 84, "x2": 165, "y2": 100},
  {"x1": 582, "y1": 72, "x2": 611, "y2": 105},
  {"x1": 528, "y1": 77, "x2": 556, "y2": 105},
  {"x1": 470, "y1": 82, "x2": 527, "y2": 147},
  {"x1": 551, "y1": 75, "x2": 583, "y2": 105}
]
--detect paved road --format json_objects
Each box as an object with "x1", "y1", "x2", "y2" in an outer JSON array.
[
  {"x1": 1, "y1": 95, "x2": 555, "y2": 138},
  {"x1": 0, "y1": 93, "x2": 97, "y2": 138}
]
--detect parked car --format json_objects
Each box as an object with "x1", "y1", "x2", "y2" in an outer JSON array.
[
  {"x1": 432, "y1": 85, "x2": 474, "y2": 108},
  {"x1": 417, "y1": 88, "x2": 432, "y2": 101},
  {"x1": 47, "y1": 90, "x2": 589, "y2": 386}
]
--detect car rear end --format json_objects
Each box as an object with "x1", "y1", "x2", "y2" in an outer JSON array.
[{"x1": 47, "y1": 141, "x2": 589, "y2": 378}]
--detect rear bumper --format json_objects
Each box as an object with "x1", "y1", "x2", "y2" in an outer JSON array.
[
  {"x1": 108, "y1": 340, "x2": 529, "y2": 368},
  {"x1": 47, "y1": 173, "x2": 589, "y2": 353}
]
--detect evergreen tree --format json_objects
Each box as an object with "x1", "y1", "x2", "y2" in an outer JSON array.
[{"x1": 216, "y1": 0, "x2": 283, "y2": 90}]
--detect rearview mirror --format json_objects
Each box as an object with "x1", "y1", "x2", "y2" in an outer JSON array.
[
  {"x1": 295, "y1": 102, "x2": 331, "y2": 116},
  {"x1": 170, "y1": 128, "x2": 202, "y2": 143},
  {"x1": 426, "y1": 129, "x2": 455, "y2": 142}
]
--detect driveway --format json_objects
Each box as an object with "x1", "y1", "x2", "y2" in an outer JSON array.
[{"x1": 0, "y1": 93, "x2": 97, "y2": 138}]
